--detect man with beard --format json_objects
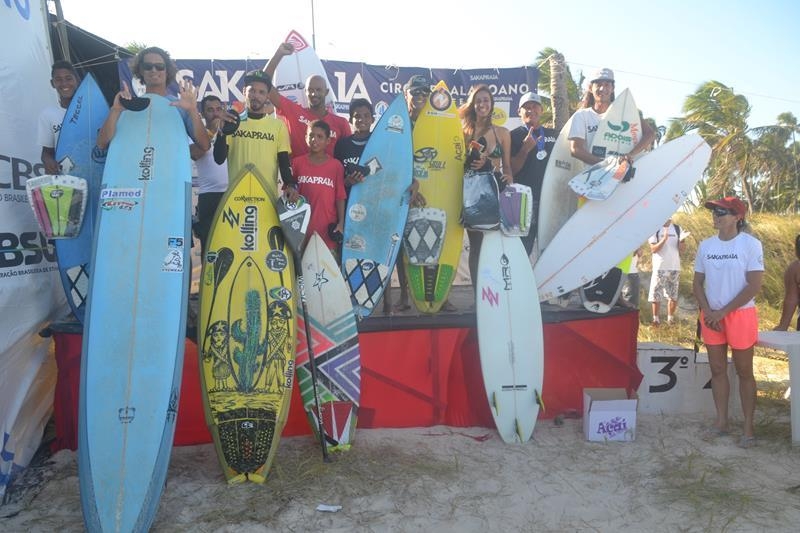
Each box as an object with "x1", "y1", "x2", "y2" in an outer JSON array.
[
  {"x1": 97, "y1": 46, "x2": 208, "y2": 152},
  {"x1": 222, "y1": 70, "x2": 297, "y2": 201},
  {"x1": 263, "y1": 42, "x2": 351, "y2": 159}
]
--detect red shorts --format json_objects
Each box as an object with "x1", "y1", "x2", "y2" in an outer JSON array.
[{"x1": 700, "y1": 306, "x2": 758, "y2": 350}]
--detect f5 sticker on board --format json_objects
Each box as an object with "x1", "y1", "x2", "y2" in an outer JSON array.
[{"x1": 162, "y1": 236, "x2": 184, "y2": 273}]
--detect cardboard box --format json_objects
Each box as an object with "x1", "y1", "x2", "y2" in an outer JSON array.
[{"x1": 583, "y1": 388, "x2": 637, "y2": 442}]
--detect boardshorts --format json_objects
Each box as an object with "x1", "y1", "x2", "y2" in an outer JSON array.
[
  {"x1": 700, "y1": 306, "x2": 758, "y2": 350},
  {"x1": 648, "y1": 270, "x2": 680, "y2": 302}
]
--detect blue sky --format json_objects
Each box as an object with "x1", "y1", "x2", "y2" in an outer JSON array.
[{"x1": 62, "y1": 0, "x2": 799, "y2": 131}]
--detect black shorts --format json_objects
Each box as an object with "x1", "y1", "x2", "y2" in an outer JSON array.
[{"x1": 194, "y1": 192, "x2": 224, "y2": 249}]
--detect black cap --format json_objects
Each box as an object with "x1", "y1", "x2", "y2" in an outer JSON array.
[
  {"x1": 403, "y1": 74, "x2": 431, "y2": 93},
  {"x1": 244, "y1": 69, "x2": 272, "y2": 88}
]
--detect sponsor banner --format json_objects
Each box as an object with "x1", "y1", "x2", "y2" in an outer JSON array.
[
  {"x1": 118, "y1": 59, "x2": 538, "y2": 129},
  {"x1": 0, "y1": 0, "x2": 67, "y2": 497}
]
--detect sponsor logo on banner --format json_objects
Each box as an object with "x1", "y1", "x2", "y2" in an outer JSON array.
[
  {"x1": 139, "y1": 146, "x2": 155, "y2": 180},
  {"x1": 0, "y1": 231, "x2": 57, "y2": 269}
]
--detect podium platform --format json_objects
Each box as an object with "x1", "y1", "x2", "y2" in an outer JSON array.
[{"x1": 47, "y1": 289, "x2": 641, "y2": 450}]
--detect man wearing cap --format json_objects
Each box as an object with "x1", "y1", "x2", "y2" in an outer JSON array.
[
  {"x1": 568, "y1": 67, "x2": 654, "y2": 165},
  {"x1": 693, "y1": 196, "x2": 764, "y2": 448},
  {"x1": 381, "y1": 74, "x2": 429, "y2": 313},
  {"x1": 510, "y1": 91, "x2": 556, "y2": 254},
  {"x1": 263, "y1": 43, "x2": 352, "y2": 159},
  {"x1": 222, "y1": 70, "x2": 296, "y2": 201}
]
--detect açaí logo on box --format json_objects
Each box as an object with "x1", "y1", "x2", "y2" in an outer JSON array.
[
  {"x1": 100, "y1": 188, "x2": 142, "y2": 211},
  {"x1": 138, "y1": 146, "x2": 155, "y2": 180},
  {"x1": 240, "y1": 205, "x2": 257, "y2": 252},
  {"x1": 596, "y1": 416, "x2": 628, "y2": 438}
]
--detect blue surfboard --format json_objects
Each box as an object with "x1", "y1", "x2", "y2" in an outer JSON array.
[
  {"x1": 341, "y1": 94, "x2": 412, "y2": 317},
  {"x1": 79, "y1": 94, "x2": 191, "y2": 532},
  {"x1": 54, "y1": 74, "x2": 109, "y2": 323}
]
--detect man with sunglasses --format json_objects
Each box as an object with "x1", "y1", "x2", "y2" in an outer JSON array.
[
  {"x1": 97, "y1": 47, "x2": 209, "y2": 152},
  {"x1": 262, "y1": 43, "x2": 351, "y2": 159},
  {"x1": 693, "y1": 196, "x2": 764, "y2": 448}
]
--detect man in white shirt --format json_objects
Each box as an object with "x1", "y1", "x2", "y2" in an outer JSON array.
[
  {"x1": 648, "y1": 218, "x2": 684, "y2": 325},
  {"x1": 190, "y1": 95, "x2": 230, "y2": 257},
  {"x1": 37, "y1": 60, "x2": 79, "y2": 174}
]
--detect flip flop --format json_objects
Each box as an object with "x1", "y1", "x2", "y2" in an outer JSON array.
[
  {"x1": 738, "y1": 436, "x2": 757, "y2": 449},
  {"x1": 702, "y1": 426, "x2": 729, "y2": 440}
]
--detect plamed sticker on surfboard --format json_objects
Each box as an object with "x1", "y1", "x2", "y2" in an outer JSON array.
[
  {"x1": 476, "y1": 232, "x2": 543, "y2": 443},
  {"x1": 79, "y1": 94, "x2": 191, "y2": 531},
  {"x1": 404, "y1": 80, "x2": 466, "y2": 313},
  {"x1": 198, "y1": 164, "x2": 297, "y2": 484},
  {"x1": 533, "y1": 134, "x2": 711, "y2": 302},
  {"x1": 297, "y1": 233, "x2": 361, "y2": 451},
  {"x1": 51, "y1": 74, "x2": 109, "y2": 323},
  {"x1": 342, "y1": 93, "x2": 412, "y2": 317},
  {"x1": 274, "y1": 29, "x2": 336, "y2": 109}
]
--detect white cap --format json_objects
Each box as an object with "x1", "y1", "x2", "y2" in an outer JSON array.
[
  {"x1": 589, "y1": 68, "x2": 614, "y2": 82},
  {"x1": 518, "y1": 92, "x2": 542, "y2": 108}
]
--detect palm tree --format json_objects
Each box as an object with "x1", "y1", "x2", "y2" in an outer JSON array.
[
  {"x1": 533, "y1": 47, "x2": 580, "y2": 130},
  {"x1": 667, "y1": 81, "x2": 754, "y2": 206},
  {"x1": 751, "y1": 113, "x2": 800, "y2": 212}
]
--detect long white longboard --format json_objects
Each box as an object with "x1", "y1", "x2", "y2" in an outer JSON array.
[{"x1": 534, "y1": 134, "x2": 711, "y2": 302}]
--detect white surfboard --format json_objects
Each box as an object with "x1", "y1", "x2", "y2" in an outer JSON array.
[
  {"x1": 536, "y1": 115, "x2": 583, "y2": 254},
  {"x1": 273, "y1": 29, "x2": 335, "y2": 109},
  {"x1": 534, "y1": 134, "x2": 711, "y2": 302},
  {"x1": 537, "y1": 89, "x2": 643, "y2": 253},
  {"x1": 476, "y1": 232, "x2": 543, "y2": 444}
]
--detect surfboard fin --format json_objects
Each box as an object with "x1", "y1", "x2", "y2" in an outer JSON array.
[
  {"x1": 514, "y1": 419, "x2": 523, "y2": 443},
  {"x1": 491, "y1": 391, "x2": 499, "y2": 415},
  {"x1": 535, "y1": 389, "x2": 545, "y2": 413}
]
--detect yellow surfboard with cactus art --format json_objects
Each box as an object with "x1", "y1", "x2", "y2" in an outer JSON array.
[
  {"x1": 198, "y1": 164, "x2": 297, "y2": 483},
  {"x1": 404, "y1": 80, "x2": 466, "y2": 313}
]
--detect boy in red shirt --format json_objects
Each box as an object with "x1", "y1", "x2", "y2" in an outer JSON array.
[{"x1": 291, "y1": 120, "x2": 346, "y2": 256}]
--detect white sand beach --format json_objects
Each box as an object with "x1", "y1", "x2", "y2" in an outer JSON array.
[{"x1": 2, "y1": 357, "x2": 799, "y2": 533}]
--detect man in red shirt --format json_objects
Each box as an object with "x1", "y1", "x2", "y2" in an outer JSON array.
[{"x1": 262, "y1": 42, "x2": 351, "y2": 159}]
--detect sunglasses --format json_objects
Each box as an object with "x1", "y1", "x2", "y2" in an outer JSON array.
[
  {"x1": 142, "y1": 62, "x2": 166, "y2": 72},
  {"x1": 410, "y1": 88, "x2": 431, "y2": 97},
  {"x1": 712, "y1": 207, "x2": 734, "y2": 217}
]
